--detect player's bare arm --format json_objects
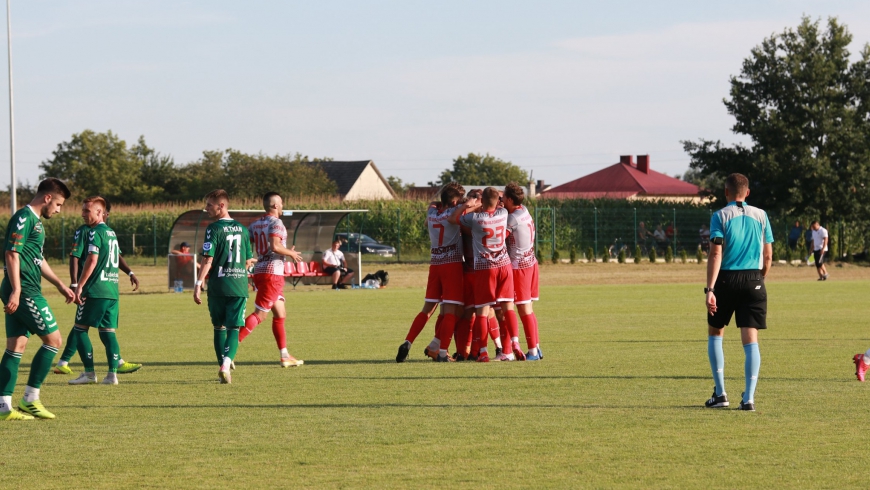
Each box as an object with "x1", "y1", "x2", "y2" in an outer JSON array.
[
  {"x1": 69, "y1": 255, "x2": 79, "y2": 287},
  {"x1": 193, "y1": 256, "x2": 213, "y2": 305},
  {"x1": 448, "y1": 199, "x2": 478, "y2": 225},
  {"x1": 118, "y1": 255, "x2": 139, "y2": 291},
  {"x1": 39, "y1": 259, "x2": 75, "y2": 304},
  {"x1": 706, "y1": 242, "x2": 723, "y2": 313},
  {"x1": 269, "y1": 236, "x2": 303, "y2": 263},
  {"x1": 3, "y1": 250, "x2": 21, "y2": 314},
  {"x1": 762, "y1": 242, "x2": 773, "y2": 278},
  {"x1": 74, "y1": 253, "x2": 99, "y2": 305}
]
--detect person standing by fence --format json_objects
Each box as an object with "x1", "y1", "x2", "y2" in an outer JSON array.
[{"x1": 811, "y1": 221, "x2": 829, "y2": 281}]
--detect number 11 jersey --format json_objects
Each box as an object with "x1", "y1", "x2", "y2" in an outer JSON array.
[{"x1": 202, "y1": 217, "x2": 253, "y2": 298}]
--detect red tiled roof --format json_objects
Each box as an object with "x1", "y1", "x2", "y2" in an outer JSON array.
[{"x1": 543, "y1": 161, "x2": 700, "y2": 199}]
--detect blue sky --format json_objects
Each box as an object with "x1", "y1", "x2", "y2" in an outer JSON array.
[{"x1": 2, "y1": 0, "x2": 869, "y2": 190}]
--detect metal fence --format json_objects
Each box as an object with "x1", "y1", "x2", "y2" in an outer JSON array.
[{"x1": 0, "y1": 206, "x2": 864, "y2": 265}]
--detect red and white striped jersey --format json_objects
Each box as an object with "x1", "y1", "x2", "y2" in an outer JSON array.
[
  {"x1": 506, "y1": 205, "x2": 538, "y2": 269},
  {"x1": 459, "y1": 208, "x2": 510, "y2": 270},
  {"x1": 427, "y1": 204, "x2": 463, "y2": 265},
  {"x1": 249, "y1": 215, "x2": 287, "y2": 276}
]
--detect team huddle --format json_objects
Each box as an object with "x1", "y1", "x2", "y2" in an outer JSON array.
[{"x1": 396, "y1": 182, "x2": 542, "y2": 363}]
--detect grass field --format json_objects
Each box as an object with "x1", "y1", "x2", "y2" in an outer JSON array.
[{"x1": 2, "y1": 263, "x2": 869, "y2": 488}]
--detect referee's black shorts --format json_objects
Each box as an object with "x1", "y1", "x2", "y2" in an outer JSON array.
[
  {"x1": 813, "y1": 250, "x2": 827, "y2": 268},
  {"x1": 708, "y1": 270, "x2": 767, "y2": 329}
]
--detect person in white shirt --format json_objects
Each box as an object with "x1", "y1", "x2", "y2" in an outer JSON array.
[
  {"x1": 322, "y1": 239, "x2": 355, "y2": 289},
  {"x1": 810, "y1": 221, "x2": 829, "y2": 281}
]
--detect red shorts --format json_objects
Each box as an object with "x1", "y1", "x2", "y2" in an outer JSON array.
[
  {"x1": 474, "y1": 264, "x2": 514, "y2": 307},
  {"x1": 253, "y1": 274, "x2": 285, "y2": 311},
  {"x1": 513, "y1": 264, "x2": 539, "y2": 305},
  {"x1": 425, "y1": 262, "x2": 464, "y2": 305},
  {"x1": 463, "y1": 271, "x2": 476, "y2": 309}
]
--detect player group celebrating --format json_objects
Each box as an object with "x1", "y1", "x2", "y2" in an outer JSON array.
[{"x1": 396, "y1": 182, "x2": 541, "y2": 363}]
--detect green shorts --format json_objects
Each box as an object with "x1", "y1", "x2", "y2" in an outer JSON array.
[
  {"x1": 2, "y1": 293, "x2": 60, "y2": 338},
  {"x1": 75, "y1": 298, "x2": 119, "y2": 330},
  {"x1": 208, "y1": 295, "x2": 247, "y2": 328}
]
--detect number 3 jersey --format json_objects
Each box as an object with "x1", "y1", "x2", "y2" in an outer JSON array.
[
  {"x1": 460, "y1": 207, "x2": 511, "y2": 270},
  {"x1": 81, "y1": 222, "x2": 120, "y2": 300},
  {"x1": 202, "y1": 217, "x2": 253, "y2": 298},
  {"x1": 249, "y1": 215, "x2": 287, "y2": 276},
  {"x1": 427, "y1": 204, "x2": 463, "y2": 265}
]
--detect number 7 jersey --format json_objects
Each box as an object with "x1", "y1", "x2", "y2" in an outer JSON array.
[
  {"x1": 427, "y1": 204, "x2": 463, "y2": 265},
  {"x1": 81, "y1": 222, "x2": 121, "y2": 299},
  {"x1": 202, "y1": 217, "x2": 253, "y2": 298}
]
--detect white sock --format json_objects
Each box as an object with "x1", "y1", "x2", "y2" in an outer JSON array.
[
  {"x1": 511, "y1": 336, "x2": 519, "y2": 344},
  {"x1": 494, "y1": 338, "x2": 502, "y2": 349},
  {"x1": 506, "y1": 353, "x2": 515, "y2": 360},
  {"x1": 479, "y1": 347, "x2": 488, "y2": 354},
  {"x1": 428, "y1": 339, "x2": 439, "y2": 350},
  {"x1": 118, "y1": 358, "x2": 125, "y2": 365},
  {"x1": 863, "y1": 349, "x2": 870, "y2": 365},
  {"x1": 439, "y1": 349, "x2": 447, "y2": 356},
  {"x1": 57, "y1": 360, "x2": 68, "y2": 367},
  {"x1": 23, "y1": 386, "x2": 40, "y2": 403},
  {"x1": 528, "y1": 347, "x2": 539, "y2": 356},
  {"x1": 280, "y1": 348, "x2": 289, "y2": 358},
  {"x1": 221, "y1": 357, "x2": 233, "y2": 370},
  {"x1": 0, "y1": 395, "x2": 12, "y2": 412}
]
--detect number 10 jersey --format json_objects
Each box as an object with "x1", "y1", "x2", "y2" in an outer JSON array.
[{"x1": 81, "y1": 222, "x2": 121, "y2": 300}]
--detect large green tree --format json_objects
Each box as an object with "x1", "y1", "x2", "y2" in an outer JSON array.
[
  {"x1": 435, "y1": 153, "x2": 529, "y2": 186},
  {"x1": 40, "y1": 130, "x2": 164, "y2": 203},
  {"x1": 683, "y1": 17, "x2": 870, "y2": 224}
]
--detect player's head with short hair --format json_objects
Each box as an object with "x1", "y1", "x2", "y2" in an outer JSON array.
[
  {"x1": 503, "y1": 182, "x2": 525, "y2": 206},
  {"x1": 441, "y1": 182, "x2": 465, "y2": 206},
  {"x1": 81, "y1": 196, "x2": 107, "y2": 226},
  {"x1": 204, "y1": 189, "x2": 229, "y2": 218},
  {"x1": 466, "y1": 189, "x2": 482, "y2": 200},
  {"x1": 33, "y1": 177, "x2": 71, "y2": 219},
  {"x1": 263, "y1": 191, "x2": 282, "y2": 212},
  {"x1": 481, "y1": 186, "x2": 500, "y2": 209},
  {"x1": 811, "y1": 220, "x2": 820, "y2": 230},
  {"x1": 332, "y1": 238, "x2": 342, "y2": 250},
  {"x1": 725, "y1": 173, "x2": 749, "y2": 199}
]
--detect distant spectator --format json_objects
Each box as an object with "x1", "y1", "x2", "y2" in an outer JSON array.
[
  {"x1": 638, "y1": 222, "x2": 652, "y2": 243},
  {"x1": 811, "y1": 221, "x2": 829, "y2": 281},
  {"x1": 666, "y1": 223, "x2": 676, "y2": 243},
  {"x1": 171, "y1": 242, "x2": 199, "y2": 280},
  {"x1": 699, "y1": 224, "x2": 710, "y2": 253},
  {"x1": 323, "y1": 239, "x2": 355, "y2": 289},
  {"x1": 787, "y1": 220, "x2": 803, "y2": 251},
  {"x1": 653, "y1": 225, "x2": 668, "y2": 249}
]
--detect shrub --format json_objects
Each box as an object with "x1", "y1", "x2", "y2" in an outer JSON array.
[
  {"x1": 634, "y1": 246, "x2": 642, "y2": 264},
  {"x1": 569, "y1": 246, "x2": 577, "y2": 264},
  {"x1": 536, "y1": 249, "x2": 543, "y2": 264},
  {"x1": 696, "y1": 247, "x2": 704, "y2": 264},
  {"x1": 649, "y1": 248, "x2": 657, "y2": 263},
  {"x1": 585, "y1": 247, "x2": 594, "y2": 262},
  {"x1": 680, "y1": 249, "x2": 688, "y2": 264},
  {"x1": 552, "y1": 249, "x2": 560, "y2": 264},
  {"x1": 665, "y1": 246, "x2": 673, "y2": 263},
  {"x1": 618, "y1": 248, "x2": 626, "y2": 263}
]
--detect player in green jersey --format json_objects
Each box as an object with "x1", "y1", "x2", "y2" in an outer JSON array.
[
  {"x1": 0, "y1": 178, "x2": 74, "y2": 420},
  {"x1": 54, "y1": 199, "x2": 142, "y2": 376},
  {"x1": 193, "y1": 189, "x2": 254, "y2": 384},
  {"x1": 66, "y1": 197, "x2": 137, "y2": 385}
]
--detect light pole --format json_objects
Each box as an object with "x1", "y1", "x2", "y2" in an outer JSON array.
[{"x1": 6, "y1": 0, "x2": 15, "y2": 211}]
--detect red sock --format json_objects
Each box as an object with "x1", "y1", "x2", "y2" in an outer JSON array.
[
  {"x1": 498, "y1": 315, "x2": 513, "y2": 355},
  {"x1": 454, "y1": 315, "x2": 472, "y2": 355},
  {"x1": 473, "y1": 315, "x2": 489, "y2": 354},
  {"x1": 505, "y1": 309, "x2": 520, "y2": 340},
  {"x1": 488, "y1": 316, "x2": 500, "y2": 341},
  {"x1": 465, "y1": 313, "x2": 475, "y2": 351},
  {"x1": 272, "y1": 317, "x2": 286, "y2": 350},
  {"x1": 521, "y1": 312, "x2": 540, "y2": 347},
  {"x1": 405, "y1": 312, "x2": 429, "y2": 343},
  {"x1": 240, "y1": 313, "x2": 262, "y2": 343},
  {"x1": 433, "y1": 314, "x2": 444, "y2": 340},
  {"x1": 439, "y1": 314, "x2": 457, "y2": 351}
]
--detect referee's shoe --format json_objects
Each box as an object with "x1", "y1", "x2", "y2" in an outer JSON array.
[{"x1": 704, "y1": 388, "x2": 729, "y2": 408}]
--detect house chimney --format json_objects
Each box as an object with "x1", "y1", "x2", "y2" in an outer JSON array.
[
  {"x1": 619, "y1": 155, "x2": 634, "y2": 166},
  {"x1": 637, "y1": 155, "x2": 650, "y2": 174}
]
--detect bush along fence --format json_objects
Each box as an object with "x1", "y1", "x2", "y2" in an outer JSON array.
[{"x1": 0, "y1": 199, "x2": 865, "y2": 264}]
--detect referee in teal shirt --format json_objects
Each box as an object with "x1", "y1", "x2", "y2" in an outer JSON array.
[{"x1": 703, "y1": 173, "x2": 773, "y2": 412}]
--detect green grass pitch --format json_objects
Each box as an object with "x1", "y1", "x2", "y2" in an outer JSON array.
[{"x1": 2, "y1": 280, "x2": 869, "y2": 488}]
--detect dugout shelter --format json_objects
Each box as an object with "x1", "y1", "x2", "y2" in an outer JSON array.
[{"x1": 167, "y1": 209, "x2": 368, "y2": 290}]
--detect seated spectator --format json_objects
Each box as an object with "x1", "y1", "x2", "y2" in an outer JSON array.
[
  {"x1": 637, "y1": 221, "x2": 652, "y2": 243},
  {"x1": 170, "y1": 242, "x2": 199, "y2": 281},
  {"x1": 653, "y1": 225, "x2": 668, "y2": 248},
  {"x1": 788, "y1": 220, "x2": 803, "y2": 251},
  {"x1": 323, "y1": 239, "x2": 355, "y2": 289}
]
